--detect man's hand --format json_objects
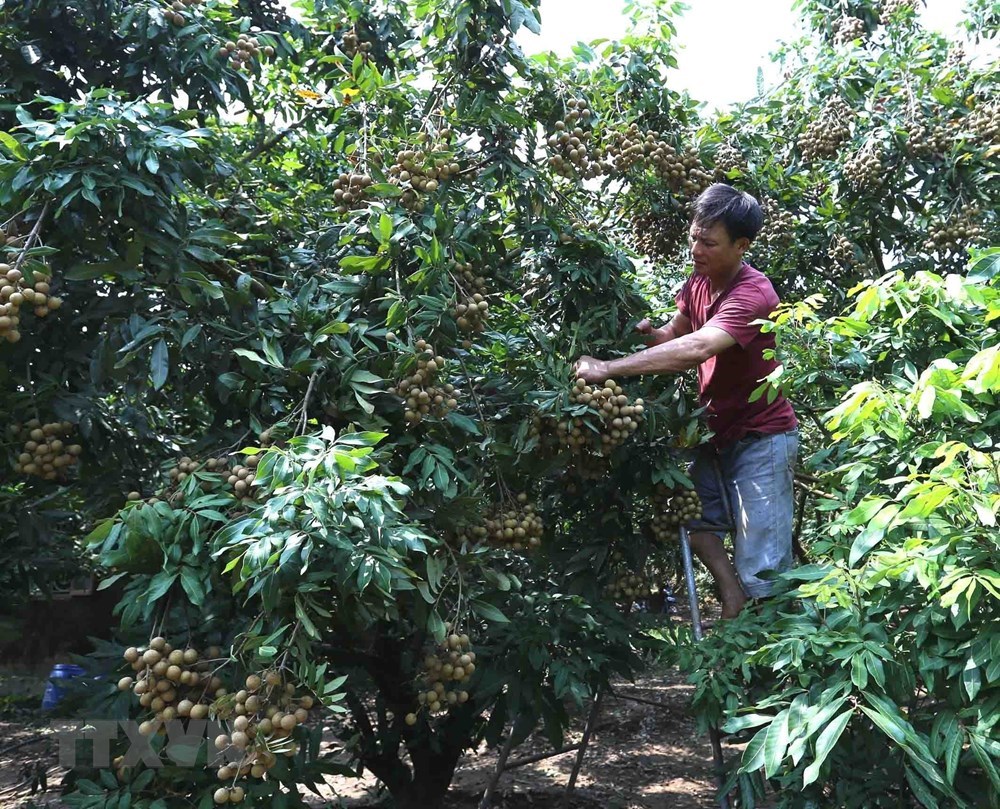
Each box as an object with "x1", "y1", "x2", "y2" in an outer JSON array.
[
  {"x1": 572, "y1": 355, "x2": 610, "y2": 384},
  {"x1": 635, "y1": 318, "x2": 654, "y2": 335}
]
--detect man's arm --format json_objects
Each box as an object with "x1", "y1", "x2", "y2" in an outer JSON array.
[
  {"x1": 575, "y1": 326, "x2": 736, "y2": 382},
  {"x1": 638, "y1": 312, "x2": 693, "y2": 346}
]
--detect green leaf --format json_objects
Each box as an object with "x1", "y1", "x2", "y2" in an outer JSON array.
[
  {"x1": 65, "y1": 262, "x2": 122, "y2": 281},
  {"x1": 802, "y1": 710, "x2": 851, "y2": 787},
  {"x1": 145, "y1": 572, "x2": 177, "y2": 603},
  {"x1": 917, "y1": 386, "x2": 936, "y2": 419},
  {"x1": 904, "y1": 765, "x2": 940, "y2": 809},
  {"x1": 446, "y1": 412, "x2": 482, "y2": 434},
  {"x1": 763, "y1": 709, "x2": 790, "y2": 778},
  {"x1": 340, "y1": 255, "x2": 390, "y2": 274},
  {"x1": 970, "y1": 735, "x2": 1000, "y2": 793},
  {"x1": 961, "y1": 658, "x2": 982, "y2": 701},
  {"x1": 943, "y1": 722, "x2": 962, "y2": 784},
  {"x1": 426, "y1": 609, "x2": 446, "y2": 642},
  {"x1": 471, "y1": 599, "x2": 509, "y2": 623},
  {"x1": 179, "y1": 567, "x2": 204, "y2": 607},
  {"x1": 0, "y1": 132, "x2": 28, "y2": 160},
  {"x1": 721, "y1": 714, "x2": 773, "y2": 734},
  {"x1": 150, "y1": 339, "x2": 168, "y2": 390},
  {"x1": 377, "y1": 213, "x2": 393, "y2": 244},
  {"x1": 318, "y1": 320, "x2": 350, "y2": 335},
  {"x1": 742, "y1": 725, "x2": 768, "y2": 772},
  {"x1": 233, "y1": 348, "x2": 282, "y2": 369},
  {"x1": 295, "y1": 598, "x2": 320, "y2": 639}
]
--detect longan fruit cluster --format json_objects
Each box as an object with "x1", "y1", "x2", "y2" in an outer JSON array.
[
  {"x1": 524, "y1": 413, "x2": 563, "y2": 456},
  {"x1": 605, "y1": 570, "x2": 656, "y2": 602},
  {"x1": 341, "y1": 30, "x2": 373, "y2": 59},
  {"x1": 833, "y1": 15, "x2": 866, "y2": 44},
  {"x1": 211, "y1": 671, "x2": 312, "y2": 791},
  {"x1": 225, "y1": 454, "x2": 262, "y2": 500},
  {"x1": 903, "y1": 116, "x2": 952, "y2": 158},
  {"x1": 603, "y1": 125, "x2": 713, "y2": 197},
  {"x1": 650, "y1": 484, "x2": 702, "y2": 543},
  {"x1": 630, "y1": 211, "x2": 688, "y2": 262},
  {"x1": 406, "y1": 631, "x2": 474, "y2": 723},
  {"x1": 218, "y1": 33, "x2": 276, "y2": 69},
  {"x1": 451, "y1": 259, "x2": 490, "y2": 324},
  {"x1": 393, "y1": 339, "x2": 457, "y2": 425},
  {"x1": 713, "y1": 142, "x2": 747, "y2": 177},
  {"x1": 559, "y1": 378, "x2": 645, "y2": 454},
  {"x1": 10, "y1": 419, "x2": 81, "y2": 480},
  {"x1": 797, "y1": 97, "x2": 852, "y2": 162},
  {"x1": 602, "y1": 125, "x2": 650, "y2": 174},
  {"x1": 333, "y1": 171, "x2": 374, "y2": 214},
  {"x1": 117, "y1": 640, "x2": 313, "y2": 797},
  {"x1": 451, "y1": 261, "x2": 490, "y2": 344},
  {"x1": 968, "y1": 101, "x2": 1000, "y2": 145},
  {"x1": 164, "y1": 0, "x2": 201, "y2": 25},
  {"x1": 169, "y1": 455, "x2": 202, "y2": 486},
  {"x1": 843, "y1": 142, "x2": 885, "y2": 191},
  {"x1": 482, "y1": 492, "x2": 544, "y2": 551},
  {"x1": 828, "y1": 234, "x2": 858, "y2": 267},
  {"x1": 545, "y1": 98, "x2": 599, "y2": 179},
  {"x1": 655, "y1": 143, "x2": 713, "y2": 198},
  {"x1": 880, "y1": 0, "x2": 917, "y2": 23},
  {"x1": 749, "y1": 197, "x2": 796, "y2": 267},
  {"x1": 118, "y1": 639, "x2": 221, "y2": 732},
  {"x1": 450, "y1": 519, "x2": 488, "y2": 548},
  {"x1": 923, "y1": 203, "x2": 985, "y2": 255},
  {"x1": 155, "y1": 448, "x2": 265, "y2": 505},
  {"x1": 0, "y1": 263, "x2": 62, "y2": 344},
  {"x1": 388, "y1": 137, "x2": 463, "y2": 211}
]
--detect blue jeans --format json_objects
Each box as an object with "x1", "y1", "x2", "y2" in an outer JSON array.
[{"x1": 689, "y1": 430, "x2": 799, "y2": 598}]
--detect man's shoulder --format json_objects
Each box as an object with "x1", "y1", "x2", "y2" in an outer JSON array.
[{"x1": 734, "y1": 264, "x2": 780, "y2": 303}]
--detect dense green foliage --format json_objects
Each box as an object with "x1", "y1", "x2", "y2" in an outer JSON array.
[{"x1": 0, "y1": 0, "x2": 997, "y2": 807}]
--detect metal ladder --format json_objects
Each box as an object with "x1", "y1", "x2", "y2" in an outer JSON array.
[{"x1": 679, "y1": 520, "x2": 734, "y2": 809}]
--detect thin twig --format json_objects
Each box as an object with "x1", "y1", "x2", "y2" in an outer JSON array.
[
  {"x1": 0, "y1": 731, "x2": 55, "y2": 759},
  {"x1": 502, "y1": 743, "x2": 582, "y2": 771},
  {"x1": 607, "y1": 688, "x2": 673, "y2": 710},
  {"x1": 296, "y1": 371, "x2": 322, "y2": 436},
  {"x1": 12, "y1": 199, "x2": 51, "y2": 276},
  {"x1": 794, "y1": 479, "x2": 833, "y2": 500}
]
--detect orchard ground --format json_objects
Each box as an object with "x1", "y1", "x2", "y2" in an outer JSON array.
[{"x1": 1, "y1": 605, "x2": 767, "y2": 809}]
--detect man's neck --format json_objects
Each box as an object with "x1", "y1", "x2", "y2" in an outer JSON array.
[{"x1": 709, "y1": 261, "x2": 745, "y2": 294}]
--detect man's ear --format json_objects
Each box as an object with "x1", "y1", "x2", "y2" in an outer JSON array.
[{"x1": 735, "y1": 237, "x2": 751, "y2": 255}]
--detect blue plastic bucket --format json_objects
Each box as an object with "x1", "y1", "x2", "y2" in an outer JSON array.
[{"x1": 41, "y1": 664, "x2": 87, "y2": 710}]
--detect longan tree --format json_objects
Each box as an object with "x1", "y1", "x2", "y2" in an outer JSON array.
[{"x1": 1, "y1": 1, "x2": 710, "y2": 807}]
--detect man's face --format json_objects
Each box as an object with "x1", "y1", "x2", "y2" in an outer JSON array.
[{"x1": 689, "y1": 221, "x2": 749, "y2": 279}]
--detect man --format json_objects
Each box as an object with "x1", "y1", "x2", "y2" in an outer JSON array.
[{"x1": 573, "y1": 184, "x2": 798, "y2": 618}]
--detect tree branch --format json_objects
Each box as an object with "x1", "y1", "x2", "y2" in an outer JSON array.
[{"x1": 242, "y1": 107, "x2": 323, "y2": 164}]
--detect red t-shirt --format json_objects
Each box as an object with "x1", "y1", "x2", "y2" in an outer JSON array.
[{"x1": 675, "y1": 263, "x2": 797, "y2": 445}]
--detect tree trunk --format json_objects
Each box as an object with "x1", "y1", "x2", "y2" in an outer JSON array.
[
  {"x1": 360, "y1": 741, "x2": 463, "y2": 809},
  {"x1": 397, "y1": 743, "x2": 463, "y2": 809}
]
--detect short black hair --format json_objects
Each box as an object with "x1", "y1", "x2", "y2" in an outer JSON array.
[{"x1": 691, "y1": 184, "x2": 764, "y2": 243}]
